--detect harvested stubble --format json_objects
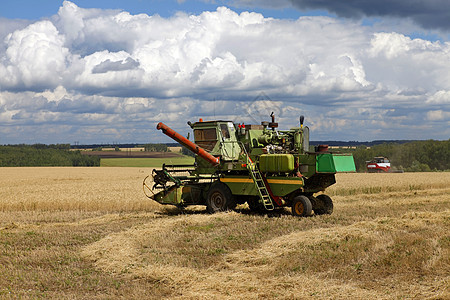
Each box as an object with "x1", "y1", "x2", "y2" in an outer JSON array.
[{"x1": 0, "y1": 168, "x2": 449, "y2": 299}]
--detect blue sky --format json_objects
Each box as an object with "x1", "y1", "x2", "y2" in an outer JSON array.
[
  {"x1": 0, "y1": 0, "x2": 323, "y2": 20},
  {"x1": 0, "y1": 0, "x2": 219, "y2": 19},
  {"x1": 0, "y1": 0, "x2": 449, "y2": 144}
]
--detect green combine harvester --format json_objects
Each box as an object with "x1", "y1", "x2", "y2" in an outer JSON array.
[{"x1": 143, "y1": 113, "x2": 355, "y2": 216}]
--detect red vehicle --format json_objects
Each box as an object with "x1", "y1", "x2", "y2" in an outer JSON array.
[{"x1": 366, "y1": 157, "x2": 391, "y2": 173}]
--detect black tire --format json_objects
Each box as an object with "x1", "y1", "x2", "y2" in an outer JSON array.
[
  {"x1": 314, "y1": 194, "x2": 333, "y2": 215},
  {"x1": 291, "y1": 195, "x2": 313, "y2": 217},
  {"x1": 206, "y1": 182, "x2": 235, "y2": 214}
]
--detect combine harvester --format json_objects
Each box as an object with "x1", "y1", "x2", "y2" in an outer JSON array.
[
  {"x1": 366, "y1": 157, "x2": 391, "y2": 173},
  {"x1": 143, "y1": 114, "x2": 356, "y2": 216}
]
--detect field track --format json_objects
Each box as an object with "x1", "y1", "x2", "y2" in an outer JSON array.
[{"x1": 0, "y1": 168, "x2": 448, "y2": 299}]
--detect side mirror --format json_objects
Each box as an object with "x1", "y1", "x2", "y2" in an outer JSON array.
[{"x1": 300, "y1": 115, "x2": 304, "y2": 127}]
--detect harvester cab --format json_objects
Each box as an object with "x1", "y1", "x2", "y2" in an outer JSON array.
[
  {"x1": 143, "y1": 113, "x2": 356, "y2": 216},
  {"x1": 192, "y1": 120, "x2": 240, "y2": 160}
]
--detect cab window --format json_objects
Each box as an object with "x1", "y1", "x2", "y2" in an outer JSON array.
[
  {"x1": 220, "y1": 124, "x2": 230, "y2": 139},
  {"x1": 194, "y1": 128, "x2": 217, "y2": 151}
]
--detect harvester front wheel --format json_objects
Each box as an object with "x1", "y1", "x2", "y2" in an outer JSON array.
[
  {"x1": 314, "y1": 194, "x2": 333, "y2": 215},
  {"x1": 291, "y1": 195, "x2": 312, "y2": 217},
  {"x1": 206, "y1": 183, "x2": 235, "y2": 214}
]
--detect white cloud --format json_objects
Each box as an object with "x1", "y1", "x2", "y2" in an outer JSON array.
[
  {"x1": 0, "y1": 3, "x2": 382, "y2": 98},
  {"x1": 427, "y1": 91, "x2": 450, "y2": 105},
  {"x1": 364, "y1": 33, "x2": 450, "y2": 95},
  {"x1": 0, "y1": 1, "x2": 449, "y2": 143},
  {"x1": 426, "y1": 110, "x2": 450, "y2": 121},
  {"x1": 1, "y1": 20, "x2": 69, "y2": 90}
]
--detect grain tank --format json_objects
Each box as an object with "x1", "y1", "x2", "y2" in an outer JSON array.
[{"x1": 143, "y1": 114, "x2": 356, "y2": 216}]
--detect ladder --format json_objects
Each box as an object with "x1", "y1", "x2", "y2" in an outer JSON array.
[{"x1": 246, "y1": 157, "x2": 274, "y2": 211}]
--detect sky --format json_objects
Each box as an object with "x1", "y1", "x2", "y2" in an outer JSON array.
[{"x1": 0, "y1": 0, "x2": 449, "y2": 144}]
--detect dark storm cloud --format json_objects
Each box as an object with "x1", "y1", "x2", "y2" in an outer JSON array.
[{"x1": 288, "y1": 0, "x2": 450, "y2": 30}]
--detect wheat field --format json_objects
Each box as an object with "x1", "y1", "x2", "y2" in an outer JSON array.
[{"x1": 0, "y1": 167, "x2": 449, "y2": 299}]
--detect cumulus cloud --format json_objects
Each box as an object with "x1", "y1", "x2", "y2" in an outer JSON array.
[
  {"x1": 426, "y1": 110, "x2": 450, "y2": 121},
  {"x1": 427, "y1": 91, "x2": 450, "y2": 105},
  {"x1": 0, "y1": 2, "x2": 377, "y2": 98},
  {"x1": 0, "y1": 20, "x2": 69, "y2": 90},
  {"x1": 0, "y1": 1, "x2": 449, "y2": 144},
  {"x1": 0, "y1": 18, "x2": 31, "y2": 44}
]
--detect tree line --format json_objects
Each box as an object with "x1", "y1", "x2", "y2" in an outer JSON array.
[
  {"x1": 144, "y1": 143, "x2": 168, "y2": 152},
  {"x1": 350, "y1": 140, "x2": 449, "y2": 172},
  {"x1": 0, "y1": 144, "x2": 100, "y2": 167},
  {"x1": 1, "y1": 140, "x2": 447, "y2": 171}
]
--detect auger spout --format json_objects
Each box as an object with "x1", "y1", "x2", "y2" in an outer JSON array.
[{"x1": 156, "y1": 122, "x2": 220, "y2": 166}]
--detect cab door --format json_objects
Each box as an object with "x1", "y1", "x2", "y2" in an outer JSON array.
[{"x1": 219, "y1": 122, "x2": 240, "y2": 160}]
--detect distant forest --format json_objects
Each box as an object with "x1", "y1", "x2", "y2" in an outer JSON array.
[
  {"x1": 0, "y1": 144, "x2": 100, "y2": 167},
  {"x1": 350, "y1": 140, "x2": 449, "y2": 172}
]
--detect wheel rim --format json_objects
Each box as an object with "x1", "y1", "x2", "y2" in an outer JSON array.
[
  {"x1": 294, "y1": 201, "x2": 304, "y2": 215},
  {"x1": 210, "y1": 191, "x2": 226, "y2": 210}
]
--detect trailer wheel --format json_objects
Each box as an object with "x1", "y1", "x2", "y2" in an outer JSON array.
[
  {"x1": 314, "y1": 194, "x2": 333, "y2": 215},
  {"x1": 206, "y1": 183, "x2": 235, "y2": 214},
  {"x1": 291, "y1": 195, "x2": 312, "y2": 217}
]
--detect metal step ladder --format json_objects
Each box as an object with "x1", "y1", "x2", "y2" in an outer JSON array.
[{"x1": 246, "y1": 157, "x2": 274, "y2": 211}]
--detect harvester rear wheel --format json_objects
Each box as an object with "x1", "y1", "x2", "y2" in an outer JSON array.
[
  {"x1": 206, "y1": 183, "x2": 235, "y2": 214},
  {"x1": 291, "y1": 195, "x2": 312, "y2": 217},
  {"x1": 314, "y1": 194, "x2": 333, "y2": 215}
]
